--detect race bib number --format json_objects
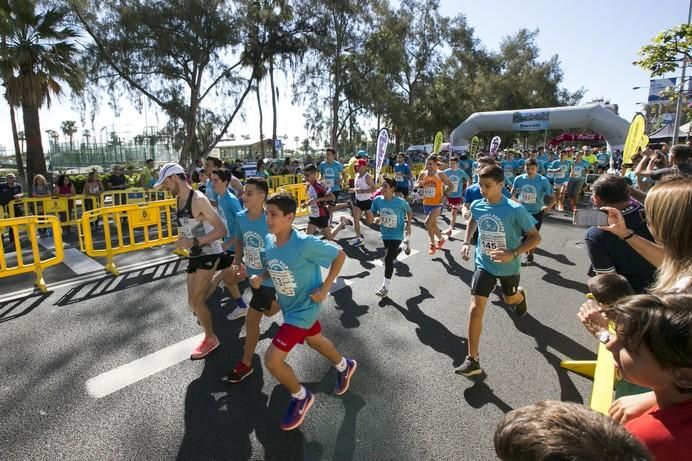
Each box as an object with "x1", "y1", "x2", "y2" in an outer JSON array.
[
  {"x1": 268, "y1": 269, "x2": 297, "y2": 296},
  {"x1": 244, "y1": 247, "x2": 262, "y2": 270},
  {"x1": 423, "y1": 186, "x2": 436, "y2": 198},
  {"x1": 480, "y1": 231, "x2": 506, "y2": 256},
  {"x1": 450, "y1": 178, "x2": 459, "y2": 193},
  {"x1": 177, "y1": 218, "x2": 193, "y2": 238},
  {"x1": 381, "y1": 213, "x2": 397, "y2": 228},
  {"x1": 520, "y1": 191, "x2": 536, "y2": 204},
  {"x1": 324, "y1": 178, "x2": 334, "y2": 188},
  {"x1": 573, "y1": 167, "x2": 583, "y2": 177},
  {"x1": 557, "y1": 168, "x2": 566, "y2": 179},
  {"x1": 546, "y1": 170, "x2": 554, "y2": 179},
  {"x1": 309, "y1": 205, "x2": 320, "y2": 218},
  {"x1": 395, "y1": 172, "x2": 404, "y2": 183}
]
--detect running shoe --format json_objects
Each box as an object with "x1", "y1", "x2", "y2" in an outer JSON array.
[
  {"x1": 401, "y1": 238, "x2": 411, "y2": 255},
  {"x1": 521, "y1": 254, "x2": 531, "y2": 266},
  {"x1": 190, "y1": 336, "x2": 220, "y2": 360},
  {"x1": 526, "y1": 253, "x2": 534, "y2": 263},
  {"x1": 375, "y1": 286, "x2": 388, "y2": 297},
  {"x1": 349, "y1": 237, "x2": 364, "y2": 247},
  {"x1": 335, "y1": 359, "x2": 358, "y2": 395},
  {"x1": 454, "y1": 356, "x2": 482, "y2": 376},
  {"x1": 280, "y1": 390, "x2": 315, "y2": 431},
  {"x1": 226, "y1": 306, "x2": 248, "y2": 321},
  {"x1": 223, "y1": 361, "x2": 254, "y2": 383},
  {"x1": 427, "y1": 244, "x2": 436, "y2": 255},
  {"x1": 435, "y1": 238, "x2": 446, "y2": 249},
  {"x1": 513, "y1": 287, "x2": 528, "y2": 317}
]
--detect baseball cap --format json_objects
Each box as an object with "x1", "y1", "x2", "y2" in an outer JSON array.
[
  {"x1": 356, "y1": 159, "x2": 368, "y2": 167},
  {"x1": 154, "y1": 162, "x2": 185, "y2": 188}
]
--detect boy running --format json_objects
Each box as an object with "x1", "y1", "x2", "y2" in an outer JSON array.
[
  {"x1": 224, "y1": 177, "x2": 277, "y2": 383},
  {"x1": 443, "y1": 156, "x2": 470, "y2": 236},
  {"x1": 547, "y1": 149, "x2": 571, "y2": 211},
  {"x1": 511, "y1": 159, "x2": 555, "y2": 265},
  {"x1": 303, "y1": 164, "x2": 350, "y2": 241},
  {"x1": 254, "y1": 192, "x2": 357, "y2": 431},
  {"x1": 416, "y1": 154, "x2": 453, "y2": 254},
  {"x1": 371, "y1": 177, "x2": 413, "y2": 297},
  {"x1": 394, "y1": 153, "x2": 412, "y2": 199},
  {"x1": 457, "y1": 164, "x2": 541, "y2": 376}
]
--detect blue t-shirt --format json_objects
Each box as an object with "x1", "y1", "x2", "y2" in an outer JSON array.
[
  {"x1": 234, "y1": 209, "x2": 273, "y2": 287},
  {"x1": 471, "y1": 196, "x2": 537, "y2": 277},
  {"x1": 458, "y1": 158, "x2": 473, "y2": 176},
  {"x1": 596, "y1": 152, "x2": 610, "y2": 167},
  {"x1": 570, "y1": 160, "x2": 590, "y2": 180},
  {"x1": 319, "y1": 161, "x2": 344, "y2": 191},
  {"x1": 471, "y1": 161, "x2": 480, "y2": 183},
  {"x1": 501, "y1": 160, "x2": 515, "y2": 179},
  {"x1": 371, "y1": 195, "x2": 411, "y2": 241},
  {"x1": 444, "y1": 168, "x2": 470, "y2": 198},
  {"x1": 512, "y1": 174, "x2": 553, "y2": 214},
  {"x1": 265, "y1": 230, "x2": 339, "y2": 328},
  {"x1": 217, "y1": 190, "x2": 242, "y2": 250},
  {"x1": 394, "y1": 163, "x2": 411, "y2": 187},
  {"x1": 463, "y1": 183, "x2": 511, "y2": 204},
  {"x1": 205, "y1": 179, "x2": 218, "y2": 202},
  {"x1": 513, "y1": 158, "x2": 525, "y2": 172},
  {"x1": 549, "y1": 160, "x2": 572, "y2": 184}
]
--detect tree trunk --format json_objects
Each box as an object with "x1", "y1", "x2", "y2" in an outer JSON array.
[
  {"x1": 270, "y1": 59, "x2": 278, "y2": 158},
  {"x1": 21, "y1": 101, "x2": 46, "y2": 183},
  {"x1": 256, "y1": 79, "x2": 265, "y2": 159},
  {"x1": 9, "y1": 105, "x2": 26, "y2": 184}
]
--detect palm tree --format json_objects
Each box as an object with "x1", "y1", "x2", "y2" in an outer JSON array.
[
  {"x1": 82, "y1": 128, "x2": 90, "y2": 147},
  {"x1": 61, "y1": 120, "x2": 77, "y2": 149},
  {"x1": 17, "y1": 130, "x2": 25, "y2": 151},
  {"x1": 0, "y1": 1, "x2": 84, "y2": 181}
]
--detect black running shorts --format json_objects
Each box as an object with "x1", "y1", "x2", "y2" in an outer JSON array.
[
  {"x1": 186, "y1": 252, "x2": 232, "y2": 274},
  {"x1": 470, "y1": 268, "x2": 520, "y2": 298},
  {"x1": 250, "y1": 285, "x2": 277, "y2": 312}
]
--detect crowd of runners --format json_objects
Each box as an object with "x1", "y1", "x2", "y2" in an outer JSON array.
[{"x1": 147, "y1": 139, "x2": 692, "y2": 458}]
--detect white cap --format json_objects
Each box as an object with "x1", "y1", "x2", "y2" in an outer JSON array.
[{"x1": 153, "y1": 162, "x2": 185, "y2": 188}]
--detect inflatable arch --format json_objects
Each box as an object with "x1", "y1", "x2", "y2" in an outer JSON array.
[{"x1": 450, "y1": 104, "x2": 630, "y2": 150}]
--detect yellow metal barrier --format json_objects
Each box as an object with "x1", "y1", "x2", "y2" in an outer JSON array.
[
  {"x1": 8, "y1": 196, "x2": 99, "y2": 230},
  {"x1": 277, "y1": 184, "x2": 310, "y2": 217},
  {"x1": 99, "y1": 188, "x2": 170, "y2": 207},
  {"x1": 0, "y1": 215, "x2": 64, "y2": 292},
  {"x1": 81, "y1": 199, "x2": 178, "y2": 275},
  {"x1": 561, "y1": 335, "x2": 616, "y2": 415}
]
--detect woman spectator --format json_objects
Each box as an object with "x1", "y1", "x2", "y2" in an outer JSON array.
[
  {"x1": 56, "y1": 175, "x2": 76, "y2": 234},
  {"x1": 256, "y1": 160, "x2": 269, "y2": 178},
  {"x1": 84, "y1": 171, "x2": 103, "y2": 231},
  {"x1": 32, "y1": 174, "x2": 51, "y2": 197}
]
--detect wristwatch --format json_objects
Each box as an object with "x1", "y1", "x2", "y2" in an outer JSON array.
[{"x1": 596, "y1": 330, "x2": 611, "y2": 344}]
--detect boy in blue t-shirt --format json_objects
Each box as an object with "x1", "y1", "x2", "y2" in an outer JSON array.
[
  {"x1": 511, "y1": 159, "x2": 555, "y2": 264},
  {"x1": 547, "y1": 149, "x2": 572, "y2": 211},
  {"x1": 457, "y1": 164, "x2": 541, "y2": 377},
  {"x1": 371, "y1": 177, "x2": 413, "y2": 298},
  {"x1": 501, "y1": 152, "x2": 516, "y2": 188},
  {"x1": 458, "y1": 153, "x2": 473, "y2": 178},
  {"x1": 210, "y1": 168, "x2": 247, "y2": 317},
  {"x1": 566, "y1": 151, "x2": 590, "y2": 213},
  {"x1": 393, "y1": 153, "x2": 412, "y2": 198},
  {"x1": 443, "y1": 156, "x2": 470, "y2": 236},
  {"x1": 252, "y1": 192, "x2": 356, "y2": 431},
  {"x1": 224, "y1": 177, "x2": 276, "y2": 383}
]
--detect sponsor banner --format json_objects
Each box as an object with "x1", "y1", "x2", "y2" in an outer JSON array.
[{"x1": 512, "y1": 110, "x2": 550, "y2": 131}]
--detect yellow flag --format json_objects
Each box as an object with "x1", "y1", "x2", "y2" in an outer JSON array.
[
  {"x1": 638, "y1": 134, "x2": 649, "y2": 152},
  {"x1": 623, "y1": 114, "x2": 645, "y2": 164},
  {"x1": 433, "y1": 131, "x2": 444, "y2": 154},
  {"x1": 470, "y1": 136, "x2": 480, "y2": 157}
]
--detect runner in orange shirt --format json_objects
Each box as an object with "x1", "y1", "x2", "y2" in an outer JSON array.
[{"x1": 416, "y1": 154, "x2": 453, "y2": 254}]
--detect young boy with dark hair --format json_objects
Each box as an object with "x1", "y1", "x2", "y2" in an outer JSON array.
[
  {"x1": 303, "y1": 164, "x2": 350, "y2": 241},
  {"x1": 578, "y1": 273, "x2": 635, "y2": 340},
  {"x1": 252, "y1": 192, "x2": 357, "y2": 431},
  {"x1": 495, "y1": 400, "x2": 651, "y2": 461},
  {"x1": 457, "y1": 164, "x2": 541, "y2": 376},
  {"x1": 603, "y1": 293, "x2": 692, "y2": 459}
]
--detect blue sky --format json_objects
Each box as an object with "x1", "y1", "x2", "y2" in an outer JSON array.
[{"x1": 0, "y1": 0, "x2": 689, "y2": 152}]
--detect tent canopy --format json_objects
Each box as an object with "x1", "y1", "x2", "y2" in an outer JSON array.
[
  {"x1": 451, "y1": 104, "x2": 630, "y2": 149},
  {"x1": 648, "y1": 123, "x2": 689, "y2": 141}
]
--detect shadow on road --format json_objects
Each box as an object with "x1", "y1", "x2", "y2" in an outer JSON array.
[
  {"x1": 381, "y1": 287, "x2": 468, "y2": 367},
  {"x1": 532, "y1": 261, "x2": 589, "y2": 294},
  {"x1": 54, "y1": 258, "x2": 185, "y2": 306},
  {"x1": 333, "y1": 285, "x2": 370, "y2": 329},
  {"x1": 533, "y1": 247, "x2": 576, "y2": 266},
  {"x1": 0, "y1": 292, "x2": 50, "y2": 324},
  {"x1": 463, "y1": 377, "x2": 513, "y2": 414},
  {"x1": 432, "y1": 250, "x2": 474, "y2": 284}
]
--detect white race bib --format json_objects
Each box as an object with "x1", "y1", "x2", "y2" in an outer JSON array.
[
  {"x1": 423, "y1": 187, "x2": 436, "y2": 198},
  {"x1": 244, "y1": 247, "x2": 262, "y2": 270},
  {"x1": 309, "y1": 205, "x2": 320, "y2": 218},
  {"x1": 268, "y1": 269, "x2": 297, "y2": 296},
  {"x1": 324, "y1": 178, "x2": 334, "y2": 188},
  {"x1": 381, "y1": 212, "x2": 397, "y2": 228},
  {"x1": 480, "y1": 231, "x2": 506, "y2": 256},
  {"x1": 395, "y1": 172, "x2": 404, "y2": 183},
  {"x1": 520, "y1": 191, "x2": 537, "y2": 204}
]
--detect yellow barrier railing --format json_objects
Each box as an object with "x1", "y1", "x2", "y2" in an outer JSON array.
[
  {"x1": 0, "y1": 215, "x2": 64, "y2": 292},
  {"x1": 8, "y1": 196, "x2": 100, "y2": 229},
  {"x1": 277, "y1": 184, "x2": 310, "y2": 217},
  {"x1": 81, "y1": 199, "x2": 178, "y2": 275},
  {"x1": 99, "y1": 188, "x2": 170, "y2": 207}
]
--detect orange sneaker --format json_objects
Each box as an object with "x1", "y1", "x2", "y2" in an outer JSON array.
[
  {"x1": 190, "y1": 336, "x2": 220, "y2": 360},
  {"x1": 436, "y1": 239, "x2": 446, "y2": 249},
  {"x1": 427, "y1": 244, "x2": 436, "y2": 255}
]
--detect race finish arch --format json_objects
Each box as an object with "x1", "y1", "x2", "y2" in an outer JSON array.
[{"x1": 450, "y1": 103, "x2": 630, "y2": 150}]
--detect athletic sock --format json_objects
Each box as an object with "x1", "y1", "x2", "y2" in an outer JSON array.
[
  {"x1": 235, "y1": 298, "x2": 247, "y2": 308},
  {"x1": 383, "y1": 278, "x2": 391, "y2": 289},
  {"x1": 291, "y1": 386, "x2": 307, "y2": 400},
  {"x1": 335, "y1": 357, "x2": 347, "y2": 372}
]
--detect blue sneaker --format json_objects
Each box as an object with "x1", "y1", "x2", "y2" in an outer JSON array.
[
  {"x1": 280, "y1": 390, "x2": 315, "y2": 431},
  {"x1": 335, "y1": 359, "x2": 357, "y2": 396}
]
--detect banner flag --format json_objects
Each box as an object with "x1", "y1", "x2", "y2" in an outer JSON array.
[
  {"x1": 433, "y1": 131, "x2": 444, "y2": 154},
  {"x1": 469, "y1": 136, "x2": 480, "y2": 157},
  {"x1": 489, "y1": 136, "x2": 502, "y2": 157},
  {"x1": 623, "y1": 114, "x2": 646, "y2": 165},
  {"x1": 375, "y1": 128, "x2": 389, "y2": 182}
]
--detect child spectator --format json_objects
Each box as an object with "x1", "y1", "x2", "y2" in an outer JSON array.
[
  {"x1": 494, "y1": 400, "x2": 651, "y2": 461},
  {"x1": 603, "y1": 293, "x2": 692, "y2": 460},
  {"x1": 578, "y1": 273, "x2": 635, "y2": 338}
]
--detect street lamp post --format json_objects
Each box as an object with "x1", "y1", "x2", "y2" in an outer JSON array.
[{"x1": 672, "y1": 0, "x2": 692, "y2": 144}]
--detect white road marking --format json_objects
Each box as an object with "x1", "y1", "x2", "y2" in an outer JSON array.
[
  {"x1": 85, "y1": 333, "x2": 204, "y2": 398},
  {"x1": 62, "y1": 248, "x2": 104, "y2": 274}
]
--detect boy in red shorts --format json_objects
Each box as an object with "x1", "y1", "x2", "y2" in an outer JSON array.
[{"x1": 251, "y1": 192, "x2": 357, "y2": 431}]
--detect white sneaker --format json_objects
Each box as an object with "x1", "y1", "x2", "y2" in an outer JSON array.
[
  {"x1": 348, "y1": 237, "x2": 364, "y2": 247},
  {"x1": 226, "y1": 306, "x2": 248, "y2": 321},
  {"x1": 402, "y1": 238, "x2": 411, "y2": 255},
  {"x1": 375, "y1": 286, "x2": 388, "y2": 297}
]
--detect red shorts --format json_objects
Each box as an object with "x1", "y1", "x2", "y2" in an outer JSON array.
[
  {"x1": 447, "y1": 197, "x2": 462, "y2": 207},
  {"x1": 271, "y1": 321, "x2": 322, "y2": 352}
]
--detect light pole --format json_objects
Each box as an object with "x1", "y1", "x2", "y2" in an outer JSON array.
[{"x1": 672, "y1": 0, "x2": 692, "y2": 144}]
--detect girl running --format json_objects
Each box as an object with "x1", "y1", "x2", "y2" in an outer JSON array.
[{"x1": 416, "y1": 154, "x2": 453, "y2": 254}]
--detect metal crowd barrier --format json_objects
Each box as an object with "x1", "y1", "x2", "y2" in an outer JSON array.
[
  {"x1": 99, "y1": 188, "x2": 170, "y2": 207},
  {"x1": 0, "y1": 215, "x2": 64, "y2": 292},
  {"x1": 8, "y1": 196, "x2": 100, "y2": 230},
  {"x1": 276, "y1": 184, "x2": 310, "y2": 217},
  {"x1": 80, "y1": 199, "x2": 179, "y2": 275}
]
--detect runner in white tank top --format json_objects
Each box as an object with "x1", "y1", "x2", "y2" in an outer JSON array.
[{"x1": 348, "y1": 159, "x2": 376, "y2": 247}]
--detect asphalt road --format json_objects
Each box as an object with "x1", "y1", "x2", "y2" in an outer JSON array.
[{"x1": 0, "y1": 207, "x2": 597, "y2": 461}]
